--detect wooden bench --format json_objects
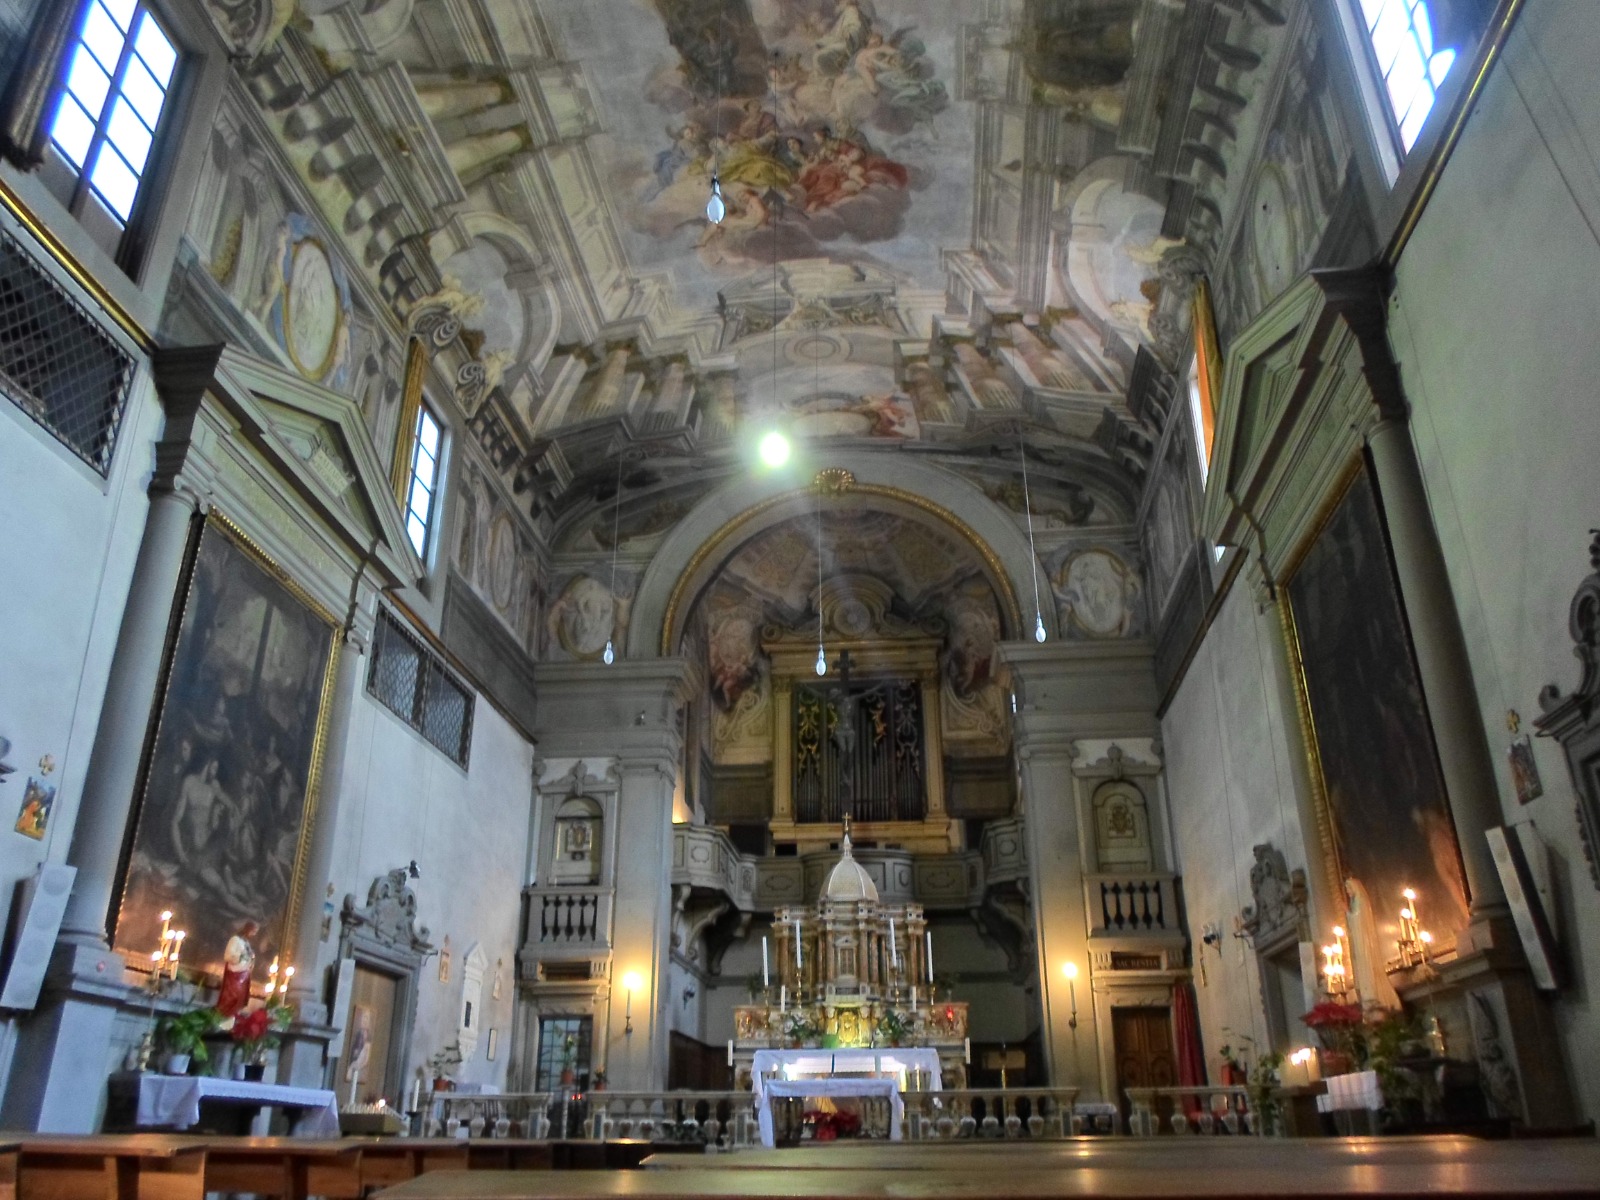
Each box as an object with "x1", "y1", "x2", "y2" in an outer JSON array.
[
  {"x1": 188, "y1": 1137, "x2": 362, "y2": 1200},
  {"x1": 15, "y1": 1136, "x2": 205, "y2": 1200}
]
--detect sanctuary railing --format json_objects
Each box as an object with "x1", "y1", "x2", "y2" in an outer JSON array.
[
  {"x1": 1122, "y1": 1085, "x2": 1255, "y2": 1136},
  {"x1": 428, "y1": 1089, "x2": 757, "y2": 1147},
  {"x1": 900, "y1": 1087, "x2": 1082, "y2": 1139}
]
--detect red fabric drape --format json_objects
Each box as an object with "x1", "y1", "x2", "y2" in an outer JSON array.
[{"x1": 1173, "y1": 981, "x2": 1207, "y2": 1118}]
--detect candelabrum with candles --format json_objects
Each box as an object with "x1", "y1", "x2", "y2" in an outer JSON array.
[
  {"x1": 132, "y1": 911, "x2": 192, "y2": 1071},
  {"x1": 1320, "y1": 925, "x2": 1355, "y2": 1003},
  {"x1": 1388, "y1": 888, "x2": 1435, "y2": 972}
]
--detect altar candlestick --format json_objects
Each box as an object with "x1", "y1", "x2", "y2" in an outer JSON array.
[{"x1": 762, "y1": 937, "x2": 770, "y2": 988}]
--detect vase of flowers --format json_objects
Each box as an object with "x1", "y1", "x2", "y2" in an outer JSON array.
[
  {"x1": 1301, "y1": 1001, "x2": 1367, "y2": 1075},
  {"x1": 876, "y1": 1008, "x2": 911, "y2": 1048},
  {"x1": 229, "y1": 1000, "x2": 293, "y2": 1080}
]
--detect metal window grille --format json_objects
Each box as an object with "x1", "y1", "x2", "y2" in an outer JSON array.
[
  {"x1": 367, "y1": 608, "x2": 474, "y2": 767},
  {"x1": 0, "y1": 226, "x2": 134, "y2": 473}
]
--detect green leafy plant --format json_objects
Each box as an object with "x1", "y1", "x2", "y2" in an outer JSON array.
[
  {"x1": 782, "y1": 1009, "x2": 822, "y2": 1044},
  {"x1": 160, "y1": 1007, "x2": 222, "y2": 1066},
  {"x1": 876, "y1": 1008, "x2": 911, "y2": 1045},
  {"x1": 1247, "y1": 1052, "x2": 1284, "y2": 1135}
]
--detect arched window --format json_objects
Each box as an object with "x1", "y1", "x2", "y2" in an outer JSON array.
[{"x1": 1355, "y1": 0, "x2": 1458, "y2": 153}]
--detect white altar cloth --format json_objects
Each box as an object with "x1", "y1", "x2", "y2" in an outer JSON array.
[
  {"x1": 133, "y1": 1075, "x2": 341, "y2": 1136},
  {"x1": 756, "y1": 1077, "x2": 904, "y2": 1147},
  {"x1": 750, "y1": 1047, "x2": 942, "y2": 1097}
]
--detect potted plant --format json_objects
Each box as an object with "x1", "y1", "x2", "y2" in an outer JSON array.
[
  {"x1": 876, "y1": 1008, "x2": 911, "y2": 1048},
  {"x1": 1301, "y1": 1001, "x2": 1367, "y2": 1075},
  {"x1": 430, "y1": 1042, "x2": 463, "y2": 1090},
  {"x1": 1217, "y1": 1037, "x2": 1251, "y2": 1087},
  {"x1": 1246, "y1": 1052, "x2": 1284, "y2": 1135},
  {"x1": 558, "y1": 1036, "x2": 578, "y2": 1086},
  {"x1": 159, "y1": 1007, "x2": 221, "y2": 1075},
  {"x1": 782, "y1": 1009, "x2": 821, "y2": 1048},
  {"x1": 230, "y1": 1000, "x2": 293, "y2": 1080}
]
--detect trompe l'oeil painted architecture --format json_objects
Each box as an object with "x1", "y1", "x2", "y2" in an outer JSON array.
[{"x1": 0, "y1": 0, "x2": 1598, "y2": 1138}]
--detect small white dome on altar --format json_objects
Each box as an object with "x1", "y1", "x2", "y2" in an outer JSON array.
[{"x1": 822, "y1": 829, "x2": 878, "y2": 904}]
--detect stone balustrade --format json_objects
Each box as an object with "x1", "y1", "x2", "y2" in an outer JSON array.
[
  {"x1": 1123, "y1": 1085, "x2": 1254, "y2": 1136},
  {"x1": 428, "y1": 1090, "x2": 756, "y2": 1146},
  {"x1": 900, "y1": 1087, "x2": 1082, "y2": 1140}
]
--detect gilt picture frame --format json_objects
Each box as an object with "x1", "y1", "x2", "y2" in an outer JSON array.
[
  {"x1": 1282, "y1": 463, "x2": 1470, "y2": 945},
  {"x1": 112, "y1": 512, "x2": 340, "y2": 978}
]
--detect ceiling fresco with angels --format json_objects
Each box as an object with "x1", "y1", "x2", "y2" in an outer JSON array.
[{"x1": 548, "y1": 0, "x2": 974, "y2": 311}]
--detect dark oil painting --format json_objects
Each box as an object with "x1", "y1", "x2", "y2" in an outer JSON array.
[
  {"x1": 1287, "y1": 466, "x2": 1470, "y2": 943},
  {"x1": 114, "y1": 518, "x2": 336, "y2": 976}
]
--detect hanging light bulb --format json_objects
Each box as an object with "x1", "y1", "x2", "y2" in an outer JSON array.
[
  {"x1": 706, "y1": 175, "x2": 726, "y2": 224},
  {"x1": 815, "y1": 644, "x2": 827, "y2": 676},
  {"x1": 1019, "y1": 423, "x2": 1047, "y2": 644},
  {"x1": 603, "y1": 639, "x2": 615, "y2": 665}
]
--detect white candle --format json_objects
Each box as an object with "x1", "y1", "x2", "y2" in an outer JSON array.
[
  {"x1": 925, "y1": 931, "x2": 934, "y2": 980},
  {"x1": 349, "y1": 1070, "x2": 359, "y2": 1108},
  {"x1": 409, "y1": 1078, "x2": 421, "y2": 1112},
  {"x1": 780, "y1": 985, "x2": 787, "y2": 1012},
  {"x1": 910, "y1": 985, "x2": 917, "y2": 1007},
  {"x1": 888, "y1": 918, "x2": 898, "y2": 966},
  {"x1": 794, "y1": 920, "x2": 802, "y2": 969},
  {"x1": 964, "y1": 1037, "x2": 970, "y2": 1065},
  {"x1": 762, "y1": 937, "x2": 770, "y2": 988},
  {"x1": 727, "y1": 1039, "x2": 734, "y2": 1066}
]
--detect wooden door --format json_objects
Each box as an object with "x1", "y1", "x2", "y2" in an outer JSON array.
[{"x1": 1112, "y1": 1006, "x2": 1176, "y2": 1130}]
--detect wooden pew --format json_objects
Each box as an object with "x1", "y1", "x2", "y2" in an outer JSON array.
[
  {"x1": 190, "y1": 1137, "x2": 362, "y2": 1200},
  {"x1": 16, "y1": 1136, "x2": 205, "y2": 1200}
]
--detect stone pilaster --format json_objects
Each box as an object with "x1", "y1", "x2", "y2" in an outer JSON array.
[
  {"x1": 531, "y1": 658, "x2": 693, "y2": 1091},
  {"x1": 998, "y1": 640, "x2": 1158, "y2": 1099}
]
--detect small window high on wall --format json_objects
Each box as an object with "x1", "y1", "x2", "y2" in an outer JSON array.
[
  {"x1": 45, "y1": 0, "x2": 179, "y2": 255},
  {"x1": 1353, "y1": 0, "x2": 1457, "y2": 154},
  {"x1": 403, "y1": 404, "x2": 443, "y2": 557}
]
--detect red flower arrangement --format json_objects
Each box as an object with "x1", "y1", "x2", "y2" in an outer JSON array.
[
  {"x1": 229, "y1": 1001, "x2": 293, "y2": 1063},
  {"x1": 804, "y1": 1109, "x2": 862, "y2": 1141},
  {"x1": 1301, "y1": 1002, "x2": 1364, "y2": 1030}
]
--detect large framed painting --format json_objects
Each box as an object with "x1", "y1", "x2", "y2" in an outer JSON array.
[
  {"x1": 113, "y1": 514, "x2": 340, "y2": 976},
  {"x1": 1285, "y1": 464, "x2": 1470, "y2": 945}
]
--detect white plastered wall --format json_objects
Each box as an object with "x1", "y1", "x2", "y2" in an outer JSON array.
[{"x1": 1386, "y1": 0, "x2": 1600, "y2": 1123}]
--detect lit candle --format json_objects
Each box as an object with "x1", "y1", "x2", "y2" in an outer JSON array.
[
  {"x1": 160, "y1": 911, "x2": 173, "y2": 944},
  {"x1": 925, "y1": 931, "x2": 934, "y2": 981},
  {"x1": 1403, "y1": 889, "x2": 1420, "y2": 938},
  {"x1": 170, "y1": 931, "x2": 184, "y2": 979},
  {"x1": 888, "y1": 918, "x2": 898, "y2": 967},
  {"x1": 762, "y1": 937, "x2": 770, "y2": 989}
]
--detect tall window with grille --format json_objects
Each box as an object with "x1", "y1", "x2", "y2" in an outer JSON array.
[
  {"x1": 44, "y1": 0, "x2": 179, "y2": 253},
  {"x1": 1352, "y1": 0, "x2": 1457, "y2": 154},
  {"x1": 402, "y1": 404, "x2": 443, "y2": 557},
  {"x1": 367, "y1": 608, "x2": 474, "y2": 766},
  {"x1": 0, "y1": 226, "x2": 135, "y2": 473}
]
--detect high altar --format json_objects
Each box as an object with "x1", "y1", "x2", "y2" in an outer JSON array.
[{"x1": 731, "y1": 821, "x2": 968, "y2": 1094}]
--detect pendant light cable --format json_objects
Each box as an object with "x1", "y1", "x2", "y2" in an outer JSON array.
[
  {"x1": 1019, "y1": 424, "x2": 1047, "y2": 643},
  {"x1": 815, "y1": 482, "x2": 827, "y2": 676},
  {"x1": 603, "y1": 454, "x2": 623, "y2": 664}
]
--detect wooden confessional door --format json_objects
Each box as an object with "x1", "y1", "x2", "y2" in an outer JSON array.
[{"x1": 1112, "y1": 1006, "x2": 1176, "y2": 1130}]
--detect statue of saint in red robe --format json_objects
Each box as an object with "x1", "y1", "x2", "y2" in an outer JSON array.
[{"x1": 216, "y1": 920, "x2": 259, "y2": 1017}]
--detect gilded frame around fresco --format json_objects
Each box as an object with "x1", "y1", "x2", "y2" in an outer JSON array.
[
  {"x1": 1276, "y1": 455, "x2": 1470, "y2": 937},
  {"x1": 112, "y1": 508, "x2": 341, "y2": 976}
]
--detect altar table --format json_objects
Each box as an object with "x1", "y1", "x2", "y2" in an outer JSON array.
[
  {"x1": 125, "y1": 1075, "x2": 341, "y2": 1136},
  {"x1": 755, "y1": 1077, "x2": 903, "y2": 1147},
  {"x1": 749, "y1": 1048, "x2": 942, "y2": 1094}
]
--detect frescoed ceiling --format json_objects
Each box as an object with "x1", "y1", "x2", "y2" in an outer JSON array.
[
  {"x1": 191, "y1": 0, "x2": 1296, "y2": 571},
  {"x1": 546, "y1": 0, "x2": 974, "y2": 314}
]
